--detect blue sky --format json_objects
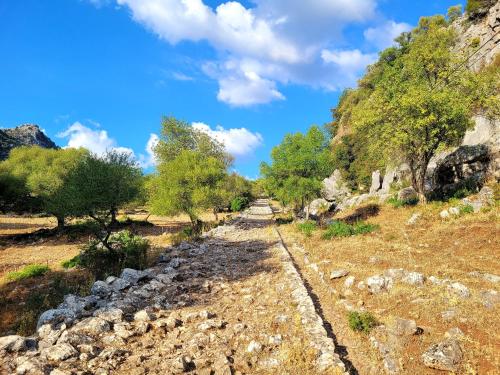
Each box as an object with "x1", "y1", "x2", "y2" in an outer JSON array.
[{"x1": 0, "y1": 0, "x2": 464, "y2": 178}]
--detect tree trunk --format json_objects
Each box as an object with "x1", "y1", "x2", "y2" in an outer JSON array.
[
  {"x1": 110, "y1": 209, "x2": 118, "y2": 226},
  {"x1": 305, "y1": 204, "x2": 310, "y2": 221},
  {"x1": 213, "y1": 208, "x2": 219, "y2": 221},
  {"x1": 56, "y1": 216, "x2": 65, "y2": 230}
]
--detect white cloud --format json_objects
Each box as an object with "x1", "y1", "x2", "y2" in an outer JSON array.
[
  {"x1": 192, "y1": 122, "x2": 263, "y2": 157},
  {"x1": 321, "y1": 49, "x2": 378, "y2": 88},
  {"x1": 364, "y1": 21, "x2": 412, "y2": 50},
  {"x1": 57, "y1": 122, "x2": 129, "y2": 156},
  {"x1": 58, "y1": 121, "x2": 159, "y2": 169},
  {"x1": 110, "y1": 0, "x2": 410, "y2": 105},
  {"x1": 172, "y1": 72, "x2": 194, "y2": 81},
  {"x1": 138, "y1": 133, "x2": 159, "y2": 168}
]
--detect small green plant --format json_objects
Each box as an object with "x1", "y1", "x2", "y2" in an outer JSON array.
[
  {"x1": 297, "y1": 220, "x2": 317, "y2": 237},
  {"x1": 61, "y1": 255, "x2": 81, "y2": 269},
  {"x1": 470, "y1": 37, "x2": 481, "y2": 48},
  {"x1": 347, "y1": 311, "x2": 378, "y2": 333},
  {"x1": 322, "y1": 221, "x2": 379, "y2": 239},
  {"x1": 76, "y1": 230, "x2": 149, "y2": 279},
  {"x1": 6, "y1": 264, "x2": 50, "y2": 281},
  {"x1": 230, "y1": 196, "x2": 250, "y2": 212},
  {"x1": 459, "y1": 204, "x2": 474, "y2": 215},
  {"x1": 276, "y1": 216, "x2": 294, "y2": 225},
  {"x1": 387, "y1": 196, "x2": 419, "y2": 208}
]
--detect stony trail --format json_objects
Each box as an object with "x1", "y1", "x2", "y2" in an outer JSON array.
[{"x1": 0, "y1": 200, "x2": 348, "y2": 375}]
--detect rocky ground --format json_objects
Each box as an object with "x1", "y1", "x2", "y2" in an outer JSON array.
[{"x1": 0, "y1": 200, "x2": 347, "y2": 375}]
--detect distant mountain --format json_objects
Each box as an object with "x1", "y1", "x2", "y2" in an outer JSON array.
[{"x1": 0, "y1": 124, "x2": 58, "y2": 160}]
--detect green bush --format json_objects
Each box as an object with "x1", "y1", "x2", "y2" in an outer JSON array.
[
  {"x1": 61, "y1": 255, "x2": 81, "y2": 269},
  {"x1": 347, "y1": 311, "x2": 378, "y2": 333},
  {"x1": 466, "y1": 0, "x2": 495, "y2": 19},
  {"x1": 76, "y1": 230, "x2": 149, "y2": 279},
  {"x1": 470, "y1": 37, "x2": 481, "y2": 48},
  {"x1": 322, "y1": 221, "x2": 378, "y2": 239},
  {"x1": 297, "y1": 220, "x2": 317, "y2": 237},
  {"x1": 276, "y1": 216, "x2": 294, "y2": 225},
  {"x1": 459, "y1": 204, "x2": 474, "y2": 215},
  {"x1": 14, "y1": 273, "x2": 92, "y2": 335},
  {"x1": 6, "y1": 264, "x2": 50, "y2": 281},
  {"x1": 230, "y1": 196, "x2": 250, "y2": 212},
  {"x1": 387, "y1": 196, "x2": 419, "y2": 208}
]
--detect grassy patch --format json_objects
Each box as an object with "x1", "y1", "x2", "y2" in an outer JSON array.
[
  {"x1": 347, "y1": 311, "x2": 378, "y2": 333},
  {"x1": 297, "y1": 220, "x2": 317, "y2": 237},
  {"x1": 322, "y1": 220, "x2": 379, "y2": 239},
  {"x1": 6, "y1": 264, "x2": 50, "y2": 282},
  {"x1": 387, "y1": 196, "x2": 419, "y2": 208},
  {"x1": 459, "y1": 204, "x2": 474, "y2": 215},
  {"x1": 61, "y1": 255, "x2": 81, "y2": 269}
]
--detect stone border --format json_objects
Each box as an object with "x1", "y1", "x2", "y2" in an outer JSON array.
[{"x1": 274, "y1": 227, "x2": 348, "y2": 374}]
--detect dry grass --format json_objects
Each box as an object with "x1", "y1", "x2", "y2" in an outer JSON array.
[{"x1": 280, "y1": 199, "x2": 499, "y2": 374}]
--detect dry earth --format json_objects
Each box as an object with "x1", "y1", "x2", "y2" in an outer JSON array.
[
  {"x1": 277, "y1": 199, "x2": 500, "y2": 374},
  {"x1": 0, "y1": 199, "x2": 498, "y2": 374}
]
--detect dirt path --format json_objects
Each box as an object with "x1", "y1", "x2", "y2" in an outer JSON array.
[{"x1": 0, "y1": 200, "x2": 348, "y2": 375}]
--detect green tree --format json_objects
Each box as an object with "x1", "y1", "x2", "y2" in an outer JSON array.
[
  {"x1": 447, "y1": 5, "x2": 463, "y2": 22},
  {"x1": 149, "y1": 117, "x2": 231, "y2": 231},
  {"x1": 64, "y1": 150, "x2": 142, "y2": 242},
  {"x1": 0, "y1": 146, "x2": 87, "y2": 227},
  {"x1": 351, "y1": 17, "x2": 483, "y2": 202},
  {"x1": 260, "y1": 126, "x2": 333, "y2": 218}
]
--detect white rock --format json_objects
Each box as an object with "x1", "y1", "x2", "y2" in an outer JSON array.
[
  {"x1": 247, "y1": 340, "x2": 262, "y2": 353},
  {"x1": 440, "y1": 210, "x2": 450, "y2": 219},
  {"x1": 42, "y1": 343, "x2": 77, "y2": 361},
  {"x1": 0, "y1": 335, "x2": 27, "y2": 352},
  {"x1": 402, "y1": 272, "x2": 425, "y2": 286},
  {"x1": 344, "y1": 276, "x2": 356, "y2": 289},
  {"x1": 93, "y1": 307, "x2": 123, "y2": 323},
  {"x1": 407, "y1": 212, "x2": 422, "y2": 225},
  {"x1": 366, "y1": 275, "x2": 393, "y2": 294},
  {"x1": 448, "y1": 282, "x2": 470, "y2": 299},
  {"x1": 330, "y1": 269, "x2": 349, "y2": 279},
  {"x1": 449, "y1": 207, "x2": 460, "y2": 216},
  {"x1": 134, "y1": 309, "x2": 156, "y2": 322}
]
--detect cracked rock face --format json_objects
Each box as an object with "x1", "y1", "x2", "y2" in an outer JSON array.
[{"x1": 422, "y1": 340, "x2": 463, "y2": 372}]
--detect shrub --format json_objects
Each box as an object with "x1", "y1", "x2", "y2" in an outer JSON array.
[
  {"x1": 230, "y1": 196, "x2": 250, "y2": 212},
  {"x1": 459, "y1": 204, "x2": 474, "y2": 215},
  {"x1": 466, "y1": 0, "x2": 495, "y2": 19},
  {"x1": 347, "y1": 311, "x2": 378, "y2": 333},
  {"x1": 447, "y1": 5, "x2": 463, "y2": 22},
  {"x1": 322, "y1": 221, "x2": 378, "y2": 239},
  {"x1": 470, "y1": 37, "x2": 481, "y2": 48},
  {"x1": 387, "y1": 196, "x2": 419, "y2": 208},
  {"x1": 297, "y1": 220, "x2": 317, "y2": 237},
  {"x1": 61, "y1": 255, "x2": 80, "y2": 269},
  {"x1": 6, "y1": 264, "x2": 50, "y2": 281},
  {"x1": 14, "y1": 273, "x2": 92, "y2": 335},
  {"x1": 76, "y1": 230, "x2": 149, "y2": 279},
  {"x1": 276, "y1": 216, "x2": 294, "y2": 225}
]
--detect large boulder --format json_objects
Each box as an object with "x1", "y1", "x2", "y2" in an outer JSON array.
[
  {"x1": 422, "y1": 340, "x2": 462, "y2": 372},
  {"x1": 321, "y1": 169, "x2": 350, "y2": 202},
  {"x1": 397, "y1": 187, "x2": 418, "y2": 201},
  {"x1": 380, "y1": 168, "x2": 397, "y2": 194},
  {"x1": 369, "y1": 170, "x2": 382, "y2": 194},
  {"x1": 306, "y1": 198, "x2": 334, "y2": 218},
  {"x1": 432, "y1": 144, "x2": 490, "y2": 197}
]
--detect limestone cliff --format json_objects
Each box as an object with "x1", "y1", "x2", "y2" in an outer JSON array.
[{"x1": 0, "y1": 124, "x2": 58, "y2": 160}]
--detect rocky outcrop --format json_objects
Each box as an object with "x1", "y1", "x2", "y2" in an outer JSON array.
[
  {"x1": 432, "y1": 144, "x2": 491, "y2": 196},
  {"x1": 0, "y1": 124, "x2": 57, "y2": 160},
  {"x1": 321, "y1": 169, "x2": 351, "y2": 202}
]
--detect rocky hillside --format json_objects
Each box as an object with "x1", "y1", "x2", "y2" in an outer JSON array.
[{"x1": 0, "y1": 124, "x2": 58, "y2": 160}]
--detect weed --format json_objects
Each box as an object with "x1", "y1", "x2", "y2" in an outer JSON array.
[
  {"x1": 347, "y1": 311, "x2": 378, "y2": 333},
  {"x1": 6, "y1": 264, "x2": 49, "y2": 282},
  {"x1": 459, "y1": 204, "x2": 474, "y2": 215},
  {"x1": 387, "y1": 196, "x2": 419, "y2": 208},
  {"x1": 276, "y1": 216, "x2": 294, "y2": 225},
  {"x1": 322, "y1": 220, "x2": 379, "y2": 239},
  {"x1": 297, "y1": 220, "x2": 317, "y2": 237},
  {"x1": 76, "y1": 230, "x2": 149, "y2": 279},
  {"x1": 61, "y1": 255, "x2": 81, "y2": 269},
  {"x1": 230, "y1": 196, "x2": 250, "y2": 212}
]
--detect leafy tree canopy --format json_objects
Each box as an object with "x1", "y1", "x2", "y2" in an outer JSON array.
[{"x1": 260, "y1": 125, "x2": 333, "y2": 217}]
